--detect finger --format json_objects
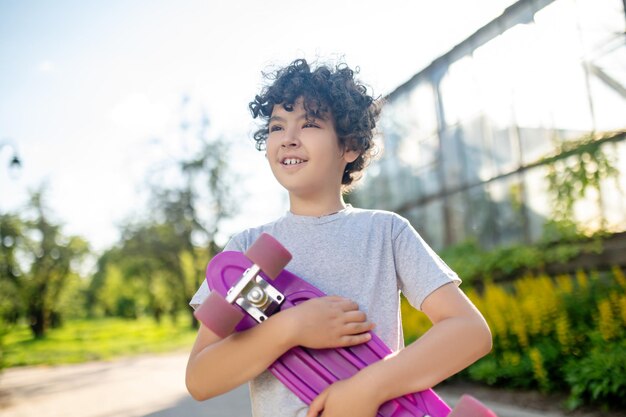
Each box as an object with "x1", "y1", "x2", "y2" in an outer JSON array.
[
  {"x1": 307, "y1": 389, "x2": 328, "y2": 417},
  {"x1": 344, "y1": 321, "x2": 375, "y2": 334},
  {"x1": 337, "y1": 299, "x2": 360, "y2": 312},
  {"x1": 323, "y1": 295, "x2": 345, "y2": 302},
  {"x1": 342, "y1": 310, "x2": 367, "y2": 323},
  {"x1": 339, "y1": 331, "x2": 372, "y2": 346}
]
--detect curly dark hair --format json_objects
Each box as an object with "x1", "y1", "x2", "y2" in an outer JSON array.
[{"x1": 249, "y1": 59, "x2": 382, "y2": 189}]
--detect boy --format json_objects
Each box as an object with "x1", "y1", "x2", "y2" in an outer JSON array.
[{"x1": 186, "y1": 59, "x2": 492, "y2": 417}]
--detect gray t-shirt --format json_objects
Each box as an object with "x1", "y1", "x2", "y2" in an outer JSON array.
[{"x1": 189, "y1": 205, "x2": 460, "y2": 417}]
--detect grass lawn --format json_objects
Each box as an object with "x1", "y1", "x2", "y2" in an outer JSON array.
[{"x1": 2, "y1": 316, "x2": 198, "y2": 368}]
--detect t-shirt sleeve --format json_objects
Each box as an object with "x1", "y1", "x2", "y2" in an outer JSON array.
[
  {"x1": 188, "y1": 233, "x2": 246, "y2": 310},
  {"x1": 393, "y1": 218, "x2": 461, "y2": 310}
]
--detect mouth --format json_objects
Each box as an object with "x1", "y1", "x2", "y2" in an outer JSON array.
[{"x1": 281, "y1": 157, "x2": 307, "y2": 166}]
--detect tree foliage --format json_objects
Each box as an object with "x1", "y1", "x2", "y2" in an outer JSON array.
[
  {"x1": 87, "y1": 105, "x2": 237, "y2": 327},
  {"x1": 545, "y1": 132, "x2": 621, "y2": 225},
  {"x1": 2, "y1": 103, "x2": 238, "y2": 352},
  {"x1": 0, "y1": 191, "x2": 89, "y2": 339}
]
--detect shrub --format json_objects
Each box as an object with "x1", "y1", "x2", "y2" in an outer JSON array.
[
  {"x1": 401, "y1": 265, "x2": 626, "y2": 410},
  {"x1": 564, "y1": 341, "x2": 626, "y2": 410}
]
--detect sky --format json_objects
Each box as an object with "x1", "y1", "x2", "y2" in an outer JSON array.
[{"x1": 0, "y1": 0, "x2": 517, "y2": 253}]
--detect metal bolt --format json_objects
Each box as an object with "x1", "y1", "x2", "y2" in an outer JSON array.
[{"x1": 247, "y1": 286, "x2": 267, "y2": 306}]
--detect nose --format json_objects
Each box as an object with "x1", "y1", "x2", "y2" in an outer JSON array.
[{"x1": 280, "y1": 126, "x2": 300, "y2": 148}]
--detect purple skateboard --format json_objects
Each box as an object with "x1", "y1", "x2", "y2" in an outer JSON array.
[{"x1": 195, "y1": 233, "x2": 496, "y2": 417}]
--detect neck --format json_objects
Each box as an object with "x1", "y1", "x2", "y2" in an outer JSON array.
[{"x1": 288, "y1": 194, "x2": 347, "y2": 217}]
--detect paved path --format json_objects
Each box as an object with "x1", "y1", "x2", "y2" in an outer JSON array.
[
  {"x1": 0, "y1": 352, "x2": 567, "y2": 417},
  {"x1": 0, "y1": 352, "x2": 251, "y2": 417}
]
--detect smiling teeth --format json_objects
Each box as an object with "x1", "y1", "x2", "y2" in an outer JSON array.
[{"x1": 283, "y1": 158, "x2": 304, "y2": 165}]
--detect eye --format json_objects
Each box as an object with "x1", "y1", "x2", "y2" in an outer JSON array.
[
  {"x1": 269, "y1": 125, "x2": 283, "y2": 132},
  {"x1": 303, "y1": 122, "x2": 319, "y2": 128}
]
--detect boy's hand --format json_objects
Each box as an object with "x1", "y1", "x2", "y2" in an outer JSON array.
[
  {"x1": 306, "y1": 377, "x2": 381, "y2": 417},
  {"x1": 281, "y1": 296, "x2": 374, "y2": 349}
]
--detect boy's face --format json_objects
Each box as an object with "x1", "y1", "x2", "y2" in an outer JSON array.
[{"x1": 266, "y1": 98, "x2": 359, "y2": 199}]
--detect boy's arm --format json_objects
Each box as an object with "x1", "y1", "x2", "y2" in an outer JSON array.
[
  {"x1": 306, "y1": 283, "x2": 492, "y2": 417},
  {"x1": 185, "y1": 296, "x2": 374, "y2": 401}
]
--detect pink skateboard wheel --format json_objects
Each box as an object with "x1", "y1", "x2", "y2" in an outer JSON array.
[
  {"x1": 194, "y1": 291, "x2": 244, "y2": 338},
  {"x1": 245, "y1": 233, "x2": 292, "y2": 279},
  {"x1": 448, "y1": 395, "x2": 497, "y2": 417}
]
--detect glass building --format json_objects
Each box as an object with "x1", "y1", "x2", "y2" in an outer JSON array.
[{"x1": 352, "y1": 0, "x2": 626, "y2": 250}]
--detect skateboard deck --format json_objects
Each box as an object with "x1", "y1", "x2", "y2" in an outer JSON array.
[{"x1": 194, "y1": 233, "x2": 496, "y2": 417}]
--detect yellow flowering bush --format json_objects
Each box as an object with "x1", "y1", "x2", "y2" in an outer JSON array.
[{"x1": 401, "y1": 266, "x2": 626, "y2": 410}]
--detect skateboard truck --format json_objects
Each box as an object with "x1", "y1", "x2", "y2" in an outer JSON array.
[
  {"x1": 226, "y1": 264, "x2": 285, "y2": 323},
  {"x1": 195, "y1": 234, "x2": 292, "y2": 338}
]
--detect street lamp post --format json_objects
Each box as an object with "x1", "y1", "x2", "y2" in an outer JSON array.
[
  {"x1": 1, "y1": 140, "x2": 22, "y2": 208},
  {"x1": 0, "y1": 139, "x2": 22, "y2": 180}
]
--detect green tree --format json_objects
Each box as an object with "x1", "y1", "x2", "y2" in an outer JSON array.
[
  {"x1": 0, "y1": 212, "x2": 26, "y2": 368},
  {"x1": 0, "y1": 213, "x2": 25, "y2": 325},
  {"x1": 545, "y1": 133, "x2": 621, "y2": 226},
  {"x1": 23, "y1": 192, "x2": 89, "y2": 337},
  {"x1": 121, "y1": 221, "x2": 191, "y2": 321},
  {"x1": 144, "y1": 106, "x2": 237, "y2": 325},
  {"x1": 89, "y1": 105, "x2": 237, "y2": 327},
  {"x1": 0, "y1": 191, "x2": 89, "y2": 338}
]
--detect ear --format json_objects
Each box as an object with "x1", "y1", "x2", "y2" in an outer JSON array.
[{"x1": 343, "y1": 149, "x2": 360, "y2": 164}]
